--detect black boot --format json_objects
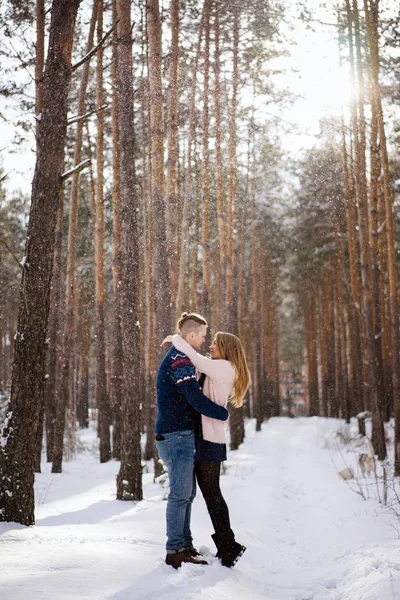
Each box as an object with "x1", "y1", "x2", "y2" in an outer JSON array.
[{"x1": 211, "y1": 529, "x2": 246, "y2": 568}]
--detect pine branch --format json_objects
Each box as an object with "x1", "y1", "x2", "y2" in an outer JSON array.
[
  {"x1": 61, "y1": 159, "x2": 91, "y2": 181},
  {"x1": 67, "y1": 104, "x2": 109, "y2": 126},
  {"x1": 72, "y1": 21, "x2": 118, "y2": 72},
  {"x1": 0, "y1": 170, "x2": 13, "y2": 184}
]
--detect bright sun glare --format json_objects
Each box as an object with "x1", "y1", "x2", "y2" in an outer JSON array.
[{"x1": 267, "y1": 11, "x2": 355, "y2": 153}]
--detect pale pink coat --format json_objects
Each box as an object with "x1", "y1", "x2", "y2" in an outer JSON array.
[{"x1": 171, "y1": 334, "x2": 235, "y2": 443}]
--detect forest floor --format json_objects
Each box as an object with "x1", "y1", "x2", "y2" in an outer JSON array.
[{"x1": 1, "y1": 416, "x2": 399, "y2": 600}]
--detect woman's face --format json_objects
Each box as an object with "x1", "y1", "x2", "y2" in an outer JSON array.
[{"x1": 210, "y1": 337, "x2": 222, "y2": 359}]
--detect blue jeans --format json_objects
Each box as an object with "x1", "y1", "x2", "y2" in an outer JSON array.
[{"x1": 156, "y1": 430, "x2": 196, "y2": 552}]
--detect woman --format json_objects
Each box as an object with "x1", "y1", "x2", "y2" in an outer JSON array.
[{"x1": 162, "y1": 325, "x2": 251, "y2": 567}]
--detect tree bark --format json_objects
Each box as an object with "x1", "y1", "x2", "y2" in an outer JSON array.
[
  {"x1": 147, "y1": 0, "x2": 172, "y2": 341},
  {"x1": 352, "y1": 0, "x2": 386, "y2": 458},
  {"x1": 225, "y1": 10, "x2": 239, "y2": 330},
  {"x1": 0, "y1": 0, "x2": 82, "y2": 525},
  {"x1": 94, "y1": 0, "x2": 111, "y2": 463},
  {"x1": 52, "y1": 0, "x2": 98, "y2": 474},
  {"x1": 35, "y1": 0, "x2": 45, "y2": 142},
  {"x1": 364, "y1": 0, "x2": 396, "y2": 466},
  {"x1": 115, "y1": 0, "x2": 142, "y2": 501},
  {"x1": 305, "y1": 283, "x2": 319, "y2": 416},
  {"x1": 341, "y1": 113, "x2": 363, "y2": 417},
  {"x1": 43, "y1": 191, "x2": 65, "y2": 462},
  {"x1": 213, "y1": 6, "x2": 225, "y2": 327},
  {"x1": 110, "y1": 0, "x2": 123, "y2": 459},
  {"x1": 165, "y1": 0, "x2": 180, "y2": 306},
  {"x1": 176, "y1": 6, "x2": 204, "y2": 314},
  {"x1": 76, "y1": 280, "x2": 91, "y2": 429},
  {"x1": 201, "y1": 0, "x2": 212, "y2": 313}
]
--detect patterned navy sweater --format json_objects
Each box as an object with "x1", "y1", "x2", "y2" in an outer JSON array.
[{"x1": 155, "y1": 346, "x2": 229, "y2": 434}]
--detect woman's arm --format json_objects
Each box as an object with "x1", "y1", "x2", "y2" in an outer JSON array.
[{"x1": 170, "y1": 334, "x2": 229, "y2": 380}]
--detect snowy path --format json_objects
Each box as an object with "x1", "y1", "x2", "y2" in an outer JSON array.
[{"x1": 0, "y1": 418, "x2": 399, "y2": 600}]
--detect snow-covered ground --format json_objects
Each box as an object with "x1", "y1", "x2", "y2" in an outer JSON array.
[{"x1": 1, "y1": 417, "x2": 399, "y2": 600}]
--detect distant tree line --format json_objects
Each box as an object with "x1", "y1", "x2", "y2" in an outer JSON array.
[{"x1": 293, "y1": 0, "x2": 400, "y2": 471}]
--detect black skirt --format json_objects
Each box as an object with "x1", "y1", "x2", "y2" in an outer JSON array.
[
  {"x1": 195, "y1": 429, "x2": 227, "y2": 462},
  {"x1": 195, "y1": 373, "x2": 227, "y2": 462}
]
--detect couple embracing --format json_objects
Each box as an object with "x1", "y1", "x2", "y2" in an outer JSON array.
[{"x1": 155, "y1": 312, "x2": 250, "y2": 569}]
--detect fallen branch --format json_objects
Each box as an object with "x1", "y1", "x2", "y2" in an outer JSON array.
[
  {"x1": 0, "y1": 238, "x2": 22, "y2": 268},
  {"x1": 72, "y1": 21, "x2": 118, "y2": 72},
  {"x1": 0, "y1": 170, "x2": 13, "y2": 184},
  {"x1": 67, "y1": 104, "x2": 109, "y2": 126},
  {"x1": 61, "y1": 159, "x2": 91, "y2": 182}
]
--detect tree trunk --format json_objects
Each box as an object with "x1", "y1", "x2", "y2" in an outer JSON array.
[
  {"x1": 115, "y1": 0, "x2": 142, "y2": 501},
  {"x1": 76, "y1": 281, "x2": 91, "y2": 428},
  {"x1": 335, "y1": 255, "x2": 350, "y2": 422},
  {"x1": 94, "y1": 0, "x2": 111, "y2": 463},
  {"x1": 341, "y1": 113, "x2": 363, "y2": 417},
  {"x1": 251, "y1": 211, "x2": 262, "y2": 429},
  {"x1": 147, "y1": 0, "x2": 172, "y2": 342},
  {"x1": 213, "y1": 6, "x2": 225, "y2": 328},
  {"x1": 190, "y1": 144, "x2": 201, "y2": 309},
  {"x1": 368, "y1": 81, "x2": 386, "y2": 452},
  {"x1": 305, "y1": 283, "x2": 319, "y2": 416},
  {"x1": 201, "y1": 0, "x2": 212, "y2": 313},
  {"x1": 364, "y1": 0, "x2": 396, "y2": 466},
  {"x1": 0, "y1": 0, "x2": 81, "y2": 525},
  {"x1": 176, "y1": 6, "x2": 204, "y2": 315},
  {"x1": 110, "y1": 0, "x2": 123, "y2": 459},
  {"x1": 32, "y1": 0, "x2": 47, "y2": 475},
  {"x1": 44, "y1": 192, "x2": 64, "y2": 462},
  {"x1": 165, "y1": 0, "x2": 180, "y2": 306},
  {"x1": 352, "y1": 0, "x2": 386, "y2": 458},
  {"x1": 319, "y1": 275, "x2": 328, "y2": 417},
  {"x1": 141, "y1": 18, "x2": 158, "y2": 467},
  {"x1": 35, "y1": 0, "x2": 45, "y2": 142},
  {"x1": 52, "y1": 0, "x2": 98, "y2": 474},
  {"x1": 225, "y1": 10, "x2": 239, "y2": 330}
]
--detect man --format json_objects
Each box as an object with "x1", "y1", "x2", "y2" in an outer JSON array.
[{"x1": 155, "y1": 312, "x2": 229, "y2": 569}]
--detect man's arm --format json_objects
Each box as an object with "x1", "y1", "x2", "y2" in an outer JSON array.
[
  {"x1": 178, "y1": 378, "x2": 229, "y2": 421},
  {"x1": 169, "y1": 351, "x2": 228, "y2": 421}
]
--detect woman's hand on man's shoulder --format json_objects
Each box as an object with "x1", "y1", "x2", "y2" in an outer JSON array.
[{"x1": 161, "y1": 334, "x2": 174, "y2": 347}]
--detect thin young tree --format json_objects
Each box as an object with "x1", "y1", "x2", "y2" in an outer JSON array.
[
  {"x1": 176, "y1": 5, "x2": 204, "y2": 314},
  {"x1": 147, "y1": 0, "x2": 172, "y2": 339},
  {"x1": 304, "y1": 283, "x2": 319, "y2": 416},
  {"x1": 213, "y1": 5, "x2": 225, "y2": 328},
  {"x1": 115, "y1": 0, "x2": 142, "y2": 501},
  {"x1": 52, "y1": 0, "x2": 98, "y2": 473},
  {"x1": 94, "y1": 0, "x2": 111, "y2": 463},
  {"x1": 110, "y1": 0, "x2": 123, "y2": 459},
  {"x1": 165, "y1": 0, "x2": 180, "y2": 306},
  {"x1": 201, "y1": 0, "x2": 212, "y2": 313}
]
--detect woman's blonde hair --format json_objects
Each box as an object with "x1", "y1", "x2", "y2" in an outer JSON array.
[{"x1": 215, "y1": 332, "x2": 251, "y2": 408}]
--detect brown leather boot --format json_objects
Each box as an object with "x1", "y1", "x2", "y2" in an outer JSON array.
[
  {"x1": 185, "y1": 545, "x2": 201, "y2": 557},
  {"x1": 165, "y1": 550, "x2": 208, "y2": 569}
]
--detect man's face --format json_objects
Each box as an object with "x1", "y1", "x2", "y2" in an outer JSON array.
[{"x1": 187, "y1": 325, "x2": 207, "y2": 350}]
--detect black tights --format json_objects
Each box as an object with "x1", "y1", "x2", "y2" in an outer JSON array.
[{"x1": 194, "y1": 461, "x2": 231, "y2": 534}]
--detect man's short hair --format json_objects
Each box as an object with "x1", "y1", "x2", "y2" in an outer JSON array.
[{"x1": 177, "y1": 312, "x2": 207, "y2": 336}]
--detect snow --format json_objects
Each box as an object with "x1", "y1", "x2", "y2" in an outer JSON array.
[{"x1": 1, "y1": 417, "x2": 399, "y2": 600}]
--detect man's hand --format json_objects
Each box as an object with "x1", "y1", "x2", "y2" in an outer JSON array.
[{"x1": 161, "y1": 335, "x2": 174, "y2": 347}]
